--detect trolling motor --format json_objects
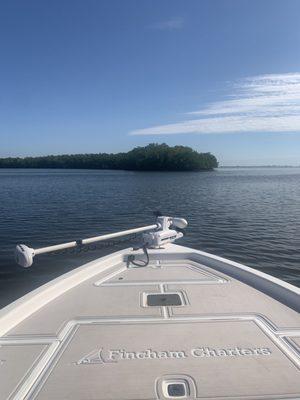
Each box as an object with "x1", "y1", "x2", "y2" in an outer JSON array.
[
  {"x1": 142, "y1": 216, "x2": 187, "y2": 248},
  {"x1": 15, "y1": 216, "x2": 188, "y2": 268}
]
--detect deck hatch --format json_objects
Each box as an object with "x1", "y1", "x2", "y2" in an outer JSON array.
[
  {"x1": 167, "y1": 383, "x2": 186, "y2": 397},
  {"x1": 146, "y1": 293, "x2": 182, "y2": 306}
]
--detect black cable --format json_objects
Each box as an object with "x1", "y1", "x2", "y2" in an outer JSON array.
[{"x1": 128, "y1": 245, "x2": 150, "y2": 268}]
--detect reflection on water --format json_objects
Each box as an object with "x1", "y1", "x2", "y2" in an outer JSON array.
[{"x1": 0, "y1": 167, "x2": 299, "y2": 307}]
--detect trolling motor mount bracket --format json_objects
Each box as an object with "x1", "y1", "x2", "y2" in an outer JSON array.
[{"x1": 142, "y1": 216, "x2": 187, "y2": 249}]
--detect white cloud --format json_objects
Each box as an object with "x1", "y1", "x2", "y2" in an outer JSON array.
[
  {"x1": 130, "y1": 73, "x2": 300, "y2": 135},
  {"x1": 150, "y1": 17, "x2": 184, "y2": 31}
]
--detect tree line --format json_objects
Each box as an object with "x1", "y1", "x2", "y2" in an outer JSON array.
[{"x1": 0, "y1": 143, "x2": 218, "y2": 171}]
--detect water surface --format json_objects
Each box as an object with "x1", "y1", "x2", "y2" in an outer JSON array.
[{"x1": 0, "y1": 168, "x2": 299, "y2": 308}]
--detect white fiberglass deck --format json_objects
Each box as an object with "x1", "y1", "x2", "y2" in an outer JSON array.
[{"x1": 0, "y1": 244, "x2": 299, "y2": 400}]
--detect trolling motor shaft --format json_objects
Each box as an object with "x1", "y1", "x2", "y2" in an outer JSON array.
[{"x1": 15, "y1": 216, "x2": 187, "y2": 268}]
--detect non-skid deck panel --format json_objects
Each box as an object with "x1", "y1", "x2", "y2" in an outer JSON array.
[
  {"x1": 0, "y1": 344, "x2": 47, "y2": 400},
  {"x1": 9, "y1": 283, "x2": 162, "y2": 336},
  {"x1": 167, "y1": 283, "x2": 300, "y2": 329},
  {"x1": 99, "y1": 260, "x2": 227, "y2": 286},
  {"x1": 5, "y1": 319, "x2": 300, "y2": 400}
]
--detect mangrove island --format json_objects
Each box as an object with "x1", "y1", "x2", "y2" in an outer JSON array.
[{"x1": 0, "y1": 143, "x2": 218, "y2": 171}]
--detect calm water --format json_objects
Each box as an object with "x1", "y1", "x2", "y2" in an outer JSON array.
[{"x1": 0, "y1": 168, "x2": 299, "y2": 308}]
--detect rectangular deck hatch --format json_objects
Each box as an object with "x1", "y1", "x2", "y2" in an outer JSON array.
[
  {"x1": 146, "y1": 293, "x2": 182, "y2": 306},
  {"x1": 167, "y1": 383, "x2": 186, "y2": 397}
]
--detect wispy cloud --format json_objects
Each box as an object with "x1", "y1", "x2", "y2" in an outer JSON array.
[
  {"x1": 150, "y1": 17, "x2": 184, "y2": 31},
  {"x1": 130, "y1": 73, "x2": 300, "y2": 135}
]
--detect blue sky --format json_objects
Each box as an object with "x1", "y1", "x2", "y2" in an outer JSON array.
[{"x1": 1, "y1": 0, "x2": 300, "y2": 165}]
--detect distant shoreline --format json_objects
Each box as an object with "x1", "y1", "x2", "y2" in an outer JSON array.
[
  {"x1": 219, "y1": 165, "x2": 300, "y2": 168},
  {"x1": 0, "y1": 143, "x2": 218, "y2": 172}
]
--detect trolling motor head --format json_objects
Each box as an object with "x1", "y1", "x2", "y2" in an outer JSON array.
[
  {"x1": 142, "y1": 216, "x2": 188, "y2": 248},
  {"x1": 15, "y1": 245, "x2": 35, "y2": 268}
]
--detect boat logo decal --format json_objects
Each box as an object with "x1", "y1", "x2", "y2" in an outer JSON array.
[{"x1": 76, "y1": 346, "x2": 272, "y2": 365}]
